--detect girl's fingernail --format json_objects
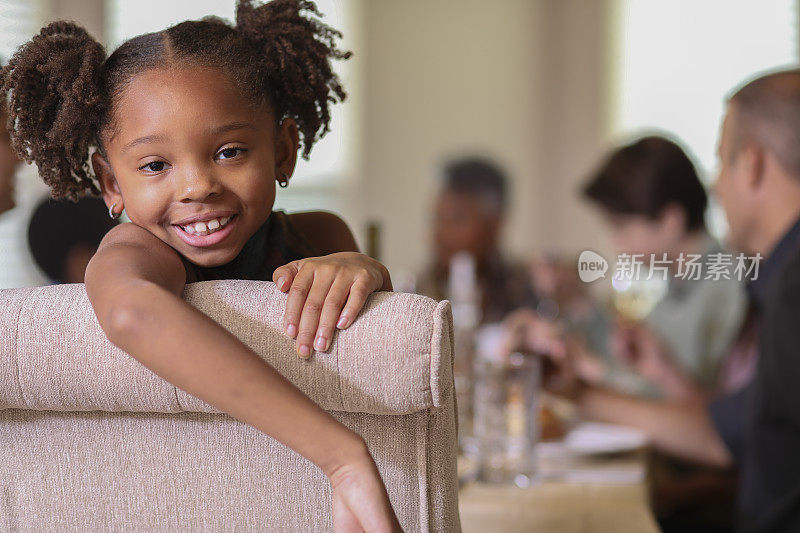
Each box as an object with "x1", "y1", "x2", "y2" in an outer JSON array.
[
  {"x1": 314, "y1": 336, "x2": 326, "y2": 351},
  {"x1": 299, "y1": 344, "x2": 311, "y2": 358},
  {"x1": 277, "y1": 277, "x2": 287, "y2": 290},
  {"x1": 286, "y1": 324, "x2": 297, "y2": 337},
  {"x1": 336, "y1": 316, "x2": 348, "y2": 329}
]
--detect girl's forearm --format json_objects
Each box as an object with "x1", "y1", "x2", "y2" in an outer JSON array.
[{"x1": 96, "y1": 280, "x2": 369, "y2": 476}]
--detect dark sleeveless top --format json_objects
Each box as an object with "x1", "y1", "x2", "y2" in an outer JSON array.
[{"x1": 181, "y1": 210, "x2": 321, "y2": 283}]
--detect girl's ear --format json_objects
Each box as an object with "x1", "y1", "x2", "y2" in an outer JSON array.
[
  {"x1": 275, "y1": 118, "x2": 300, "y2": 182},
  {"x1": 91, "y1": 151, "x2": 123, "y2": 210}
]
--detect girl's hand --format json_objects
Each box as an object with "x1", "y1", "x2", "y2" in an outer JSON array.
[
  {"x1": 272, "y1": 252, "x2": 393, "y2": 358},
  {"x1": 329, "y1": 456, "x2": 403, "y2": 533}
]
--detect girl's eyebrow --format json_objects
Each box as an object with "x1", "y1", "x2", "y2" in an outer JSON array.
[
  {"x1": 120, "y1": 122, "x2": 258, "y2": 154},
  {"x1": 210, "y1": 122, "x2": 258, "y2": 135},
  {"x1": 122, "y1": 134, "x2": 166, "y2": 153}
]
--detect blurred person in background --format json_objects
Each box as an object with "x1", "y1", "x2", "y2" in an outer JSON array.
[
  {"x1": 510, "y1": 69, "x2": 800, "y2": 533},
  {"x1": 416, "y1": 157, "x2": 537, "y2": 325},
  {"x1": 509, "y1": 135, "x2": 752, "y2": 531},
  {"x1": 580, "y1": 135, "x2": 748, "y2": 399},
  {"x1": 27, "y1": 196, "x2": 117, "y2": 284}
]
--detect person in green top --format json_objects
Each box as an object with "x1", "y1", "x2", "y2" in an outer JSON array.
[{"x1": 582, "y1": 135, "x2": 748, "y2": 399}]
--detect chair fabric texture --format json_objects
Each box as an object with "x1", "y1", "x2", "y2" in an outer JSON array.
[{"x1": 0, "y1": 280, "x2": 460, "y2": 532}]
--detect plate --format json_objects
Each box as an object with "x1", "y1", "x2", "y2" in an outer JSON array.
[{"x1": 564, "y1": 422, "x2": 647, "y2": 455}]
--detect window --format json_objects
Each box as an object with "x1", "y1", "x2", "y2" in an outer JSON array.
[{"x1": 609, "y1": 0, "x2": 799, "y2": 236}]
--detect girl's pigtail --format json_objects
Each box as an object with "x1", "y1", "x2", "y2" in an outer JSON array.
[
  {"x1": 236, "y1": 0, "x2": 351, "y2": 159},
  {"x1": 0, "y1": 21, "x2": 106, "y2": 200}
]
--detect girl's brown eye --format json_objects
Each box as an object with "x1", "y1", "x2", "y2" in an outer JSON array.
[
  {"x1": 218, "y1": 147, "x2": 245, "y2": 160},
  {"x1": 141, "y1": 161, "x2": 165, "y2": 172}
]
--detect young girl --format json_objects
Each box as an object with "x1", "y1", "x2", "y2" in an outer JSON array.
[{"x1": 1, "y1": 1, "x2": 401, "y2": 531}]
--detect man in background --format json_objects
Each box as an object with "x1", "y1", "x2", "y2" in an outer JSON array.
[{"x1": 416, "y1": 157, "x2": 537, "y2": 324}]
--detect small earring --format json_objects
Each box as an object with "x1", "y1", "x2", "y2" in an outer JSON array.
[
  {"x1": 108, "y1": 202, "x2": 121, "y2": 220},
  {"x1": 278, "y1": 172, "x2": 290, "y2": 188}
]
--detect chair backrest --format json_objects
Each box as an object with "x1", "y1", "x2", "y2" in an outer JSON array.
[{"x1": 0, "y1": 280, "x2": 461, "y2": 532}]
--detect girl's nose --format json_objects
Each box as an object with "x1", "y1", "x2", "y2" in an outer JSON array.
[{"x1": 178, "y1": 168, "x2": 224, "y2": 203}]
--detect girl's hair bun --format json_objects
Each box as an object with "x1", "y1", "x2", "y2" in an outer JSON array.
[
  {"x1": 1, "y1": 21, "x2": 106, "y2": 200},
  {"x1": 236, "y1": 0, "x2": 351, "y2": 159}
]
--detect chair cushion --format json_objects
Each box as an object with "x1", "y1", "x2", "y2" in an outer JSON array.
[{"x1": 0, "y1": 280, "x2": 453, "y2": 416}]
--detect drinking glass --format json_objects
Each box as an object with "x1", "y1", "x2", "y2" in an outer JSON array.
[{"x1": 473, "y1": 351, "x2": 540, "y2": 486}]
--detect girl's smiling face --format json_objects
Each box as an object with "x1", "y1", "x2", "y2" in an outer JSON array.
[{"x1": 93, "y1": 64, "x2": 298, "y2": 267}]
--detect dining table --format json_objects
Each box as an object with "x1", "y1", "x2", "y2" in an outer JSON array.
[{"x1": 457, "y1": 424, "x2": 661, "y2": 533}]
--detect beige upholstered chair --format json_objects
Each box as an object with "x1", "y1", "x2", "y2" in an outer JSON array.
[{"x1": 0, "y1": 280, "x2": 460, "y2": 532}]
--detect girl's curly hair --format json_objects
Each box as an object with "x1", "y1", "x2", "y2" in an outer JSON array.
[{"x1": 0, "y1": 0, "x2": 350, "y2": 201}]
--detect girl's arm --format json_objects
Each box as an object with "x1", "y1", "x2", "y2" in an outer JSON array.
[{"x1": 84, "y1": 222, "x2": 399, "y2": 530}]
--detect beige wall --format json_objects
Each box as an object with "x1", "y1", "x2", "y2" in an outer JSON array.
[
  {"x1": 533, "y1": 0, "x2": 613, "y2": 257},
  {"x1": 356, "y1": 0, "x2": 614, "y2": 281}
]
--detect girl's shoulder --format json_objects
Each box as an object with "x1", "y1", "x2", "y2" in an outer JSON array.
[{"x1": 285, "y1": 210, "x2": 359, "y2": 255}]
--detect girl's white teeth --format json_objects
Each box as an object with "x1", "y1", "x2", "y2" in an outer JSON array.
[{"x1": 181, "y1": 216, "x2": 232, "y2": 236}]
